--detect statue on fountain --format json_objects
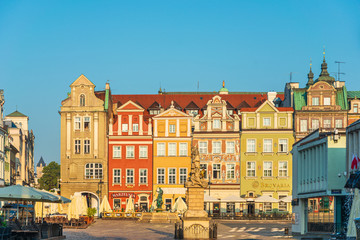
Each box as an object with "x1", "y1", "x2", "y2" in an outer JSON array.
[{"x1": 185, "y1": 146, "x2": 208, "y2": 188}]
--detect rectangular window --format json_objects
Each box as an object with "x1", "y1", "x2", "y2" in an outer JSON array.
[
  {"x1": 264, "y1": 202, "x2": 272, "y2": 212},
  {"x1": 312, "y1": 97, "x2": 319, "y2": 106},
  {"x1": 226, "y1": 141, "x2": 235, "y2": 154},
  {"x1": 168, "y1": 143, "x2": 177, "y2": 156},
  {"x1": 83, "y1": 117, "x2": 90, "y2": 131},
  {"x1": 263, "y1": 162, "x2": 273, "y2": 177},
  {"x1": 157, "y1": 168, "x2": 165, "y2": 184},
  {"x1": 335, "y1": 119, "x2": 343, "y2": 128},
  {"x1": 84, "y1": 140, "x2": 90, "y2": 154},
  {"x1": 200, "y1": 164, "x2": 207, "y2": 179},
  {"x1": 126, "y1": 146, "x2": 135, "y2": 158},
  {"x1": 126, "y1": 169, "x2": 134, "y2": 184},
  {"x1": 311, "y1": 119, "x2": 319, "y2": 130},
  {"x1": 114, "y1": 199, "x2": 121, "y2": 209},
  {"x1": 139, "y1": 169, "x2": 147, "y2": 184},
  {"x1": 199, "y1": 142, "x2": 208, "y2": 154},
  {"x1": 279, "y1": 161, "x2": 288, "y2": 177},
  {"x1": 213, "y1": 141, "x2": 221, "y2": 154},
  {"x1": 278, "y1": 139, "x2": 288, "y2": 153},
  {"x1": 247, "y1": 162, "x2": 256, "y2": 177},
  {"x1": 133, "y1": 124, "x2": 139, "y2": 132},
  {"x1": 226, "y1": 164, "x2": 235, "y2": 179},
  {"x1": 157, "y1": 143, "x2": 165, "y2": 156},
  {"x1": 213, "y1": 164, "x2": 221, "y2": 179},
  {"x1": 263, "y1": 139, "x2": 273, "y2": 153},
  {"x1": 279, "y1": 195, "x2": 288, "y2": 211},
  {"x1": 323, "y1": 119, "x2": 331, "y2": 128},
  {"x1": 179, "y1": 168, "x2": 187, "y2": 184},
  {"x1": 169, "y1": 124, "x2": 176, "y2": 133},
  {"x1": 263, "y1": 117, "x2": 271, "y2": 127},
  {"x1": 122, "y1": 124, "x2": 128, "y2": 132},
  {"x1": 113, "y1": 146, "x2": 121, "y2": 158},
  {"x1": 75, "y1": 140, "x2": 81, "y2": 154},
  {"x1": 168, "y1": 168, "x2": 176, "y2": 184},
  {"x1": 213, "y1": 119, "x2": 221, "y2": 129},
  {"x1": 74, "y1": 117, "x2": 81, "y2": 130},
  {"x1": 300, "y1": 119, "x2": 308, "y2": 132},
  {"x1": 179, "y1": 143, "x2": 188, "y2": 156},
  {"x1": 247, "y1": 139, "x2": 256, "y2": 153},
  {"x1": 354, "y1": 104, "x2": 358, "y2": 113},
  {"x1": 324, "y1": 97, "x2": 331, "y2": 105},
  {"x1": 139, "y1": 146, "x2": 148, "y2": 158},
  {"x1": 227, "y1": 110, "x2": 233, "y2": 115},
  {"x1": 113, "y1": 169, "x2": 121, "y2": 184},
  {"x1": 189, "y1": 110, "x2": 198, "y2": 116}
]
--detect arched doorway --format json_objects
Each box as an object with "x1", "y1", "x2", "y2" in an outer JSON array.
[{"x1": 78, "y1": 192, "x2": 100, "y2": 216}]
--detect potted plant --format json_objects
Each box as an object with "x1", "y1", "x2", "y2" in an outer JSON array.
[{"x1": 87, "y1": 208, "x2": 97, "y2": 223}]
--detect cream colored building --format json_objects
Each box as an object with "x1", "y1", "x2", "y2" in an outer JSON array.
[{"x1": 60, "y1": 75, "x2": 111, "y2": 213}]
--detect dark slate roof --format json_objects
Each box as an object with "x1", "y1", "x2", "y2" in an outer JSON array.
[
  {"x1": 236, "y1": 101, "x2": 251, "y2": 109},
  {"x1": 226, "y1": 101, "x2": 235, "y2": 109},
  {"x1": 37, "y1": 157, "x2": 46, "y2": 167},
  {"x1": 148, "y1": 101, "x2": 161, "y2": 109},
  {"x1": 6, "y1": 110, "x2": 27, "y2": 118},
  {"x1": 166, "y1": 101, "x2": 182, "y2": 110},
  {"x1": 184, "y1": 101, "x2": 200, "y2": 110}
]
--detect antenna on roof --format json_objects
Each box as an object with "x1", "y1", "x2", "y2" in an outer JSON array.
[
  {"x1": 16, "y1": 105, "x2": 17, "y2": 111},
  {"x1": 335, "y1": 61, "x2": 345, "y2": 81}
]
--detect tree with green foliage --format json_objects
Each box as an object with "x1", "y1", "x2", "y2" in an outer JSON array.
[{"x1": 38, "y1": 161, "x2": 60, "y2": 191}]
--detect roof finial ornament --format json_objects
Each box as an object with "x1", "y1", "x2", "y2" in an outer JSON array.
[
  {"x1": 171, "y1": 100, "x2": 174, "y2": 108},
  {"x1": 307, "y1": 58, "x2": 314, "y2": 87},
  {"x1": 323, "y1": 46, "x2": 326, "y2": 61},
  {"x1": 222, "y1": 80, "x2": 225, "y2": 88}
]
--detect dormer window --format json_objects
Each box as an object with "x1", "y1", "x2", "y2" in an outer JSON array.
[
  {"x1": 213, "y1": 119, "x2": 221, "y2": 129},
  {"x1": 149, "y1": 110, "x2": 160, "y2": 115},
  {"x1": 312, "y1": 97, "x2": 319, "y2": 106},
  {"x1": 324, "y1": 97, "x2": 331, "y2": 106},
  {"x1": 354, "y1": 104, "x2": 358, "y2": 113},
  {"x1": 80, "y1": 94, "x2": 85, "y2": 106},
  {"x1": 227, "y1": 110, "x2": 233, "y2": 115},
  {"x1": 188, "y1": 110, "x2": 198, "y2": 116}
]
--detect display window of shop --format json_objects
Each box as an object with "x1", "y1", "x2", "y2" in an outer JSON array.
[
  {"x1": 113, "y1": 199, "x2": 121, "y2": 210},
  {"x1": 226, "y1": 202, "x2": 235, "y2": 214},
  {"x1": 278, "y1": 195, "x2": 287, "y2": 211},
  {"x1": 264, "y1": 202, "x2": 272, "y2": 212},
  {"x1": 165, "y1": 199, "x2": 172, "y2": 211},
  {"x1": 307, "y1": 196, "x2": 335, "y2": 232}
]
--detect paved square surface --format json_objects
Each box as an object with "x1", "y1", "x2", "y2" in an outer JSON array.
[{"x1": 64, "y1": 219, "x2": 294, "y2": 239}]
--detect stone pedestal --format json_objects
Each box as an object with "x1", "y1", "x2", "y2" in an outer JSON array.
[{"x1": 184, "y1": 187, "x2": 208, "y2": 218}]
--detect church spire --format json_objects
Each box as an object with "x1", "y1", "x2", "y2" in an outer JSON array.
[
  {"x1": 306, "y1": 59, "x2": 314, "y2": 87},
  {"x1": 316, "y1": 48, "x2": 335, "y2": 84}
]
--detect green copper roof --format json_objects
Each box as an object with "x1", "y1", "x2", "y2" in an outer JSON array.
[
  {"x1": 347, "y1": 91, "x2": 360, "y2": 99},
  {"x1": 336, "y1": 86, "x2": 348, "y2": 110},
  {"x1": 293, "y1": 89, "x2": 307, "y2": 110},
  {"x1": 219, "y1": 87, "x2": 229, "y2": 92},
  {"x1": 6, "y1": 110, "x2": 27, "y2": 117}
]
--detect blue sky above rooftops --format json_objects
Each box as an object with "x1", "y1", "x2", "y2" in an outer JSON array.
[{"x1": 0, "y1": 0, "x2": 359, "y2": 163}]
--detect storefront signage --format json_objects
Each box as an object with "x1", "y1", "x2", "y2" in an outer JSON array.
[
  {"x1": 260, "y1": 183, "x2": 290, "y2": 189},
  {"x1": 331, "y1": 189, "x2": 342, "y2": 194},
  {"x1": 111, "y1": 192, "x2": 136, "y2": 198}
]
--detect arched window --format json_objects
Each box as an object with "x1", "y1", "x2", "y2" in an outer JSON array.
[
  {"x1": 85, "y1": 163, "x2": 103, "y2": 179},
  {"x1": 80, "y1": 94, "x2": 86, "y2": 106}
]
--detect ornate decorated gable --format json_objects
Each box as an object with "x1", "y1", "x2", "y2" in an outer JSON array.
[
  {"x1": 117, "y1": 100, "x2": 144, "y2": 112},
  {"x1": 255, "y1": 100, "x2": 278, "y2": 113},
  {"x1": 303, "y1": 81, "x2": 340, "y2": 111}
]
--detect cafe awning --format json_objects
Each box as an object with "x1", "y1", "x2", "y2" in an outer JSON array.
[
  {"x1": 0, "y1": 185, "x2": 61, "y2": 203},
  {"x1": 279, "y1": 196, "x2": 292, "y2": 203},
  {"x1": 204, "y1": 195, "x2": 219, "y2": 202},
  {"x1": 254, "y1": 195, "x2": 279, "y2": 203},
  {"x1": 221, "y1": 195, "x2": 246, "y2": 203}
]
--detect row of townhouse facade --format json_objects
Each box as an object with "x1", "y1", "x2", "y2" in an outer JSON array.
[
  {"x1": 60, "y1": 57, "x2": 359, "y2": 216},
  {"x1": 0, "y1": 89, "x2": 36, "y2": 187}
]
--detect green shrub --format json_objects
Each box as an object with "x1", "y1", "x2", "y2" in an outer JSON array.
[{"x1": 87, "y1": 207, "x2": 97, "y2": 217}]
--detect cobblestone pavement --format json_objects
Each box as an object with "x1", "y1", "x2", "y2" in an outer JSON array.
[{"x1": 64, "y1": 219, "x2": 294, "y2": 240}]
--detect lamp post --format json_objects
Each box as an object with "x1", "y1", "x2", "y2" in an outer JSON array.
[
  {"x1": 208, "y1": 170, "x2": 211, "y2": 216},
  {"x1": 96, "y1": 179, "x2": 104, "y2": 217}
]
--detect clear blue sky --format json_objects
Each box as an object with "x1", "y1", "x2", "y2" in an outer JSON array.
[{"x1": 0, "y1": 0, "x2": 359, "y2": 164}]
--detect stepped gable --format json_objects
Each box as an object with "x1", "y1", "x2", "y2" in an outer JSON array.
[{"x1": 112, "y1": 92, "x2": 281, "y2": 118}]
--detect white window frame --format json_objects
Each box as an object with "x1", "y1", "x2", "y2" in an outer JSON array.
[
  {"x1": 354, "y1": 104, "x2": 358, "y2": 113},
  {"x1": 126, "y1": 169, "x2": 134, "y2": 184},
  {"x1": 300, "y1": 119, "x2": 308, "y2": 132},
  {"x1": 113, "y1": 169, "x2": 121, "y2": 184},
  {"x1": 226, "y1": 164, "x2": 235, "y2": 179},
  {"x1": 263, "y1": 161, "x2": 273, "y2": 177},
  {"x1": 122, "y1": 123, "x2": 128, "y2": 132},
  {"x1": 312, "y1": 97, "x2": 319, "y2": 106},
  {"x1": 226, "y1": 141, "x2": 235, "y2": 154},
  {"x1": 133, "y1": 123, "x2": 139, "y2": 132},
  {"x1": 278, "y1": 139, "x2": 288, "y2": 153},
  {"x1": 139, "y1": 146, "x2": 148, "y2": 159},
  {"x1": 84, "y1": 139, "x2": 90, "y2": 154},
  {"x1": 323, "y1": 119, "x2": 331, "y2": 128},
  {"x1": 169, "y1": 124, "x2": 176, "y2": 133},
  {"x1": 246, "y1": 162, "x2": 256, "y2": 177},
  {"x1": 324, "y1": 97, "x2": 331, "y2": 106},
  {"x1": 179, "y1": 168, "x2": 187, "y2": 184},
  {"x1": 126, "y1": 146, "x2": 135, "y2": 159},
  {"x1": 263, "y1": 117, "x2": 271, "y2": 127},
  {"x1": 199, "y1": 141, "x2": 208, "y2": 154},
  {"x1": 212, "y1": 141, "x2": 221, "y2": 154},
  {"x1": 311, "y1": 119, "x2": 319, "y2": 130},
  {"x1": 157, "y1": 143, "x2": 165, "y2": 157},
  {"x1": 279, "y1": 161, "x2": 288, "y2": 177},
  {"x1": 213, "y1": 164, "x2": 221, "y2": 179},
  {"x1": 74, "y1": 117, "x2": 81, "y2": 130},
  {"x1": 168, "y1": 143, "x2": 177, "y2": 156},
  {"x1": 213, "y1": 119, "x2": 221, "y2": 129},
  {"x1": 85, "y1": 163, "x2": 103, "y2": 179},
  {"x1": 157, "y1": 168, "x2": 165, "y2": 184},
  {"x1": 179, "y1": 143, "x2": 188, "y2": 156},
  {"x1": 263, "y1": 139, "x2": 273, "y2": 153},
  {"x1": 335, "y1": 119, "x2": 343, "y2": 128},
  {"x1": 168, "y1": 168, "x2": 176, "y2": 184},
  {"x1": 113, "y1": 146, "x2": 121, "y2": 158},
  {"x1": 247, "y1": 139, "x2": 256, "y2": 153},
  {"x1": 139, "y1": 169, "x2": 148, "y2": 184}
]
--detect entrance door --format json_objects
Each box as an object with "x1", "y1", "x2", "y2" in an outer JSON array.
[
  {"x1": 213, "y1": 202, "x2": 220, "y2": 216},
  {"x1": 247, "y1": 202, "x2": 255, "y2": 215},
  {"x1": 140, "y1": 203, "x2": 148, "y2": 212}
]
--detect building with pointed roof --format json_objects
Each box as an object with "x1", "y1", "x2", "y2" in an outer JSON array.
[{"x1": 36, "y1": 156, "x2": 46, "y2": 179}]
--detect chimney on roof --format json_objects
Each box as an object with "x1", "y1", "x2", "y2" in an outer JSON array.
[
  {"x1": 105, "y1": 82, "x2": 110, "y2": 90},
  {"x1": 267, "y1": 91, "x2": 277, "y2": 104}
]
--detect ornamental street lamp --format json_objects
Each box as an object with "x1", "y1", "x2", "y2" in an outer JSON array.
[{"x1": 208, "y1": 170, "x2": 212, "y2": 216}]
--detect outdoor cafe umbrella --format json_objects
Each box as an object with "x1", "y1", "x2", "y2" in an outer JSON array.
[
  {"x1": 279, "y1": 196, "x2": 292, "y2": 203},
  {"x1": 125, "y1": 195, "x2": 134, "y2": 213},
  {"x1": 221, "y1": 195, "x2": 246, "y2": 203},
  {"x1": 0, "y1": 185, "x2": 61, "y2": 203},
  {"x1": 99, "y1": 195, "x2": 112, "y2": 214},
  {"x1": 254, "y1": 195, "x2": 279, "y2": 203},
  {"x1": 204, "y1": 195, "x2": 219, "y2": 202},
  {"x1": 171, "y1": 197, "x2": 187, "y2": 213}
]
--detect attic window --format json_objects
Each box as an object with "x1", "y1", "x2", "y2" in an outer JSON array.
[
  {"x1": 150, "y1": 110, "x2": 160, "y2": 115},
  {"x1": 253, "y1": 97, "x2": 257, "y2": 99},
  {"x1": 80, "y1": 94, "x2": 85, "y2": 106}
]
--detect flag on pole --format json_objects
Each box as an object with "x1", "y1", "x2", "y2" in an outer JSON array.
[{"x1": 351, "y1": 154, "x2": 358, "y2": 170}]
